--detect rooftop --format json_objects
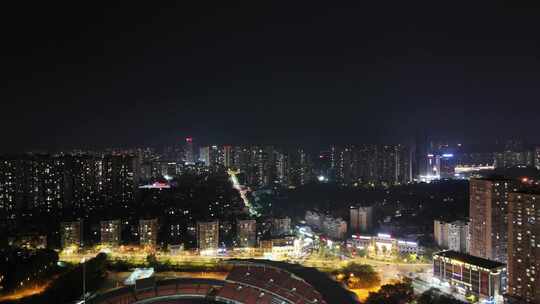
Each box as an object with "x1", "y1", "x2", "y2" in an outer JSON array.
[{"x1": 434, "y1": 250, "x2": 505, "y2": 270}]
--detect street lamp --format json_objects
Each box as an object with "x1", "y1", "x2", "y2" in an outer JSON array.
[{"x1": 81, "y1": 257, "x2": 86, "y2": 304}]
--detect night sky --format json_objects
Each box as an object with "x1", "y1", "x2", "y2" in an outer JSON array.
[{"x1": 2, "y1": 2, "x2": 540, "y2": 152}]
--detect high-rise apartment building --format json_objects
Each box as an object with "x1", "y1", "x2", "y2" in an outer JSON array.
[
  {"x1": 68, "y1": 155, "x2": 103, "y2": 211},
  {"x1": 494, "y1": 151, "x2": 534, "y2": 169},
  {"x1": 469, "y1": 177, "x2": 519, "y2": 262},
  {"x1": 139, "y1": 218, "x2": 158, "y2": 248},
  {"x1": 61, "y1": 220, "x2": 83, "y2": 249},
  {"x1": 200, "y1": 145, "x2": 221, "y2": 171},
  {"x1": 506, "y1": 191, "x2": 540, "y2": 303},
  {"x1": 350, "y1": 206, "x2": 374, "y2": 233},
  {"x1": 100, "y1": 220, "x2": 121, "y2": 247},
  {"x1": 0, "y1": 158, "x2": 19, "y2": 228},
  {"x1": 222, "y1": 145, "x2": 234, "y2": 168},
  {"x1": 184, "y1": 137, "x2": 195, "y2": 164},
  {"x1": 197, "y1": 221, "x2": 219, "y2": 252},
  {"x1": 330, "y1": 144, "x2": 412, "y2": 186},
  {"x1": 434, "y1": 220, "x2": 468, "y2": 252},
  {"x1": 102, "y1": 155, "x2": 138, "y2": 208},
  {"x1": 447, "y1": 220, "x2": 469, "y2": 253},
  {"x1": 236, "y1": 219, "x2": 257, "y2": 248},
  {"x1": 534, "y1": 147, "x2": 540, "y2": 170},
  {"x1": 434, "y1": 219, "x2": 449, "y2": 248}
]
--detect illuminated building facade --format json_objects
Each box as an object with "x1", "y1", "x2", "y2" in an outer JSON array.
[
  {"x1": 100, "y1": 219, "x2": 121, "y2": 247},
  {"x1": 433, "y1": 250, "x2": 506, "y2": 301},
  {"x1": 197, "y1": 221, "x2": 219, "y2": 252},
  {"x1": 139, "y1": 218, "x2": 158, "y2": 248},
  {"x1": 350, "y1": 206, "x2": 373, "y2": 233},
  {"x1": 506, "y1": 191, "x2": 540, "y2": 303},
  {"x1": 236, "y1": 219, "x2": 257, "y2": 248},
  {"x1": 61, "y1": 220, "x2": 83, "y2": 249},
  {"x1": 469, "y1": 177, "x2": 518, "y2": 262},
  {"x1": 348, "y1": 233, "x2": 422, "y2": 257}
]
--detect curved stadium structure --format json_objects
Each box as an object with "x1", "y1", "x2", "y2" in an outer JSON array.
[{"x1": 86, "y1": 262, "x2": 328, "y2": 304}]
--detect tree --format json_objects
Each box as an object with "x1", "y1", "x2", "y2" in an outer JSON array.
[
  {"x1": 332, "y1": 262, "x2": 381, "y2": 289},
  {"x1": 364, "y1": 279, "x2": 414, "y2": 304},
  {"x1": 417, "y1": 288, "x2": 465, "y2": 304},
  {"x1": 146, "y1": 253, "x2": 158, "y2": 268},
  {"x1": 18, "y1": 253, "x2": 108, "y2": 304},
  {"x1": 356, "y1": 248, "x2": 367, "y2": 257}
]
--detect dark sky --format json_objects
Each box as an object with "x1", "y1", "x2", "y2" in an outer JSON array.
[{"x1": 2, "y1": 1, "x2": 540, "y2": 151}]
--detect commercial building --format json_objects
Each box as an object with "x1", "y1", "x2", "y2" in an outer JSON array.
[
  {"x1": 260, "y1": 236, "x2": 296, "y2": 259},
  {"x1": 347, "y1": 233, "x2": 422, "y2": 257},
  {"x1": 434, "y1": 219, "x2": 469, "y2": 252},
  {"x1": 139, "y1": 218, "x2": 158, "y2": 248},
  {"x1": 100, "y1": 220, "x2": 121, "y2": 247},
  {"x1": 506, "y1": 191, "x2": 540, "y2": 304},
  {"x1": 469, "y1": 177, "x2": 519, "y2": 262},
  {"x1": 197, "y1": 221, "x2": 219, "y2": 253},
  {"x1": 433, "y1": 250, "x2": 506, "y2": 302},
  {"x1": 350, "y1": 206, "x2": 373, "y2": 233},
  {"x1": 237, "y1": 219, "x2": 257, "y2": 248},
  {"x1": 61, "y1": 220, "x2": 83, "y2": 249}
]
